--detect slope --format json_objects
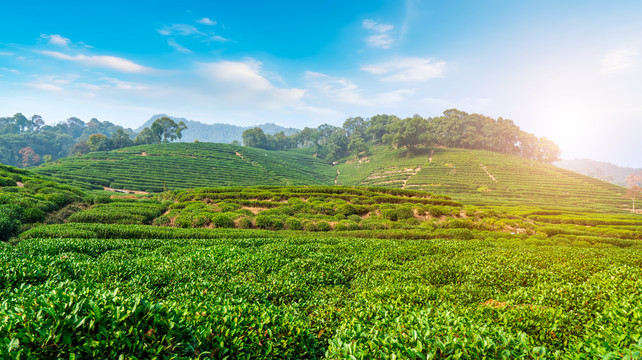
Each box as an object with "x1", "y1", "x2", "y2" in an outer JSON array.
[
  {"x1": 33, "y1": 142, "x2": 335, "y2": 192},
  {"x1": 336, "y1": 146, "x2": 635, "y2": 212}
]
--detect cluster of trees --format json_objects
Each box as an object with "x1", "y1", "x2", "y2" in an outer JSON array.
[
  {"x1": 242, "y1": 109, "x2": 561, "y2": 163},
  {"x1": 70, "y1": 117, "x2": 188, "y2": 156},
  {"x1": 0, "y1": 114, "x2": 134, "y2": 167}
]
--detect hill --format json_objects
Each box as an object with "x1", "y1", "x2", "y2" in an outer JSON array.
[
  {"x1": 336, "y1": 146, "x2": 633, "y2": 212},
  {"x1": 556, "y1": 158, "x2": 642, "y2": 187},
  {"x1": 32, "y1": 143, "x2": 639, "y2": 212},
  {"x1": 33, "y1": 142, "x2": 335, "y2": 192},
  {"x1": 137, "y1": 114, "x2": 300, "y2": 143}
]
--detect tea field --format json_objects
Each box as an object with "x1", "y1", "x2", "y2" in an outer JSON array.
[
  {"x1": 2, "y1": 155, "x2": 642, "y2": 358},
  {"x1": 34, "y1": 143, "x2": 335, "y2": 192}
]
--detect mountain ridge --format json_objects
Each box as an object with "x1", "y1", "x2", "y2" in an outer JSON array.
[{"x1": 136, "y1": 114, "x2": 300, "y2": 144}]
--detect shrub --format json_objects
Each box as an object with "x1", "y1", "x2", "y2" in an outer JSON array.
[
  {"x1": 192, "y1": 214, "x2": 210, "y2": 228},
  {"x1": 303, "y1": 221, "x2": 318, "y2": 232},
  {"x1": 211, "y1": 213, "x2": 234, "y2": 228},
  {"x1": 255, "y1": 215, "x2": 284, "y2": 230},
  {"x1": 347, "y1": 214, "x2": 362, "y2": 223},
  {"x1": 153, "y1": 215, "x2": 172, "y2": 226},
  {"x1": 0, "y1": 177, "x2": 17, "y2": 187},
  {"x1": 285, "y1": 217, "x2": 302, "y2": 230},
  {"x1": 382, "y1": 209, "x2": 397, "y2": 221},
  {"x1": 396, "y1": 206, "x2": 415, "y2": 220},
  {"x1": 236, "y1": 216, "x2": 253, "y2": 229},
  {"x1": 317, "y1": 221, "x2": 331, "y2": 232},
  {"x1": 22, "y1": 207, "x2": 46, "y2": 223}
]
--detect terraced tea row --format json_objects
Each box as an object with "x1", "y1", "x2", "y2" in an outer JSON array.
[{"x1": 34, "y1": 143, "x2": 335, "y2": 191}]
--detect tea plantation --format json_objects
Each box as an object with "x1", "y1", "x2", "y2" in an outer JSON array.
[
  {"x1": 34, "y1": 143, "x2": 335, "y2": 192},
  {"x1": 2, "y1": 150, "x2": 642, "y2": 359}
]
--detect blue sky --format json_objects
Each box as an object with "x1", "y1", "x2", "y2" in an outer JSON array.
[{"x1": 1, "y1": 0, "x2": 641, "y2": 167}]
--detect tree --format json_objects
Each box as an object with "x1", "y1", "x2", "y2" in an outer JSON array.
[
  {"x1": 535, "y1": 137, "x2": 561, "y2": 163},
  {"x1": 343, "y1": 117, "x2": 367, "y2": 141},
  {"x1": 382, "y1": 115, "x2": 432, "y2": 153},
  {"x1": 625, "y1": 171, "x2": 642, "y2": 213},
  {"x1": 348, "y1": 137, "x2": 369, "y2": 157},
  {"x1": 87, "y1": 133, "x2": 109, "y2": 151},
  {"x1": 176, "y1": 121, "x2": 188, "y2": 142},
  {"x1": 326, "y1": 129, "x2": 349, "y2": 162},
  {"x1": 135, "y1": 127, "x2": 161, "y2": 145},
  {"x1": 366, "y1": 114, "x2": 398, "y2": 143},
  {"x1": 18, "y1": 146, "x2": 40, "y2": 167},
  {"x1": 111, "y1": 129, "x2": 133, "y2": 149},
  {"x1": 150, "y1": 117, "x2": 180, "y2": 143},
  {"x1": 242, "y1": 127, "x2": 268, "y2": 149}
]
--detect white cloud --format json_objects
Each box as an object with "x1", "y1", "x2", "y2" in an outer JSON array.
[
  {"x1": 601, "y1": 48, "x2": 638, "y2": 74},
  {"x1": 167, "y1": 39, "x2": 192, "y2": 53},
  {"x1": 40, "y1": 34, "x2": 71, "y2": 46},
  {"x1": 1, "y1": 68, "x2": 19, "y2": 74},
  {"x1": 198, "y1": 59, "x2": 305, "y2": 108},
  {"x1": 39, "y1": 50, "x2": 153, "y2": 73},
  {"x1": 362, "y1": 19, "x2": 395, "y2": 48},
  {"x1": 197, "y1": 18, "x2": 216, "y2": 25},
  {"x1": 158, "y1": 24, "x2": 201, "y2": 36},
  {"x1": 362, "y1": 57, "x2": 446, "y2": 82},
  {"x1": 209, "y1": 34, "x2": 230, "y2": 42},
  {"x1": 305, "y1": 71, "x2": 414, "y2": 107},
  {"x1": 27, "y1": 82, "x2": 65, "y2": 92},
  {"x1": 0, "y1": 51, "x2": 15, "y2": 56}
]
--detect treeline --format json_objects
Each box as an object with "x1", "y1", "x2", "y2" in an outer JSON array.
[
  {"x1": 70, "y1": 117, "x2": 187, "y2": 156},
  {"x1": 242, "y1": 109, "x2": 561, "y2": 163},
  {"x1": 0, "y1": 114, "x2": 134, "y2": 167}
]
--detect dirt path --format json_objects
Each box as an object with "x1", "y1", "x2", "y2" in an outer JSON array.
[
  {"x1": 402, "y1": 167, "x2": 422, "y2": 189},
  {"x1": 335, "y1": 169, "x2": 340, "y2": 185},
  {"x1": 479, "y1": 163, "x2": 498, "y2": 182},
  {"x1": 16, "y1": 182, "x2": 24, "y2": 187},
  {"x1": 103, "y1": 186, "x2": 148, "y2": 195},
  {"x1": 429, "y1": 149, "x2": 434, "y2": 164}
]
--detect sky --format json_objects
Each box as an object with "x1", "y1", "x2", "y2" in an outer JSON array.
[{"x1": 1, "y1": 0, "x2": 641, "y2": 167}]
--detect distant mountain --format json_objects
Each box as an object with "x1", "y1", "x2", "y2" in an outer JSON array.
[
  {"x1": 136, "y1": 115, "x2": 300, "y2": 144},
  {"x1": 555, "y1": 159, "x2": 642, "y2": 187}
]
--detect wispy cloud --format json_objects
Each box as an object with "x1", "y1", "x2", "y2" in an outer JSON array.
[
  {"x1": 197, "y1": 18, "x2": 216, "y2": 25},
  {"x1": 27, "y1": 82, "x2": 66, "y2": 92},
  {"x1": 198, "y1": 59, "x2": 304, "y2": 109},
  {"x1": 158, "y1": 24, "x2": 201, "y2": 36},
  {"x1": 40, "y1": 34, "x2": 71, "y2": 46},
  {"x1": 167, "y1": 39, "x2": 192, "y2": 53},
  {"x1": 39, "y1": 50, "x2": 153, "y2": 73},
  {"x1": 362, "y1": 19, "x2": 395, "y2": 48},
  {"x1": 305, "y1": 71, "x2": 414, "y2": 106},
  {"x1": 0, "y1": 51, "x2": 14, "y2": 56},
  {"x1": 362, "y1": 57, "x2": 446, "y2": 82},
  {"x1": 601, "y1": 48, "x2": 638, "y2": 74},
  {"x1": 157, "y1": 22, "x2": 229, "y2": 48}
]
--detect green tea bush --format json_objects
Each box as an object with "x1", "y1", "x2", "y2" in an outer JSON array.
[
  {"x1": 317, "y1": 221, "x2": 331, "y2": 232},
  {"x1": 285, "y1": 217, "x2": 302, "y2": 230},
  {"x1": 0, "y1": 176, "x2": 17, "y2": 187},
  {"x1": 236, "y1": 216, "x2": 253, "y2": 229},
  {"x1": 211, "y1": 213, "x2": 234, "y2": 228},
  {"x1": 382, "y1": 209, "x2": 397, "y2": 221},
  {"x1": 396, "y1": 206, "x2": 415, "y2": 220},
  {"x1": 256, "y1": 215, "x2": 285, "y2": 230}
]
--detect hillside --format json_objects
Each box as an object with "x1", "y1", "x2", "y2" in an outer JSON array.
[
  {"x1": 137, "y1": 114, "x2": 300, "y2": 143},
  {"x1": 31, "y1": 143, "x2": 639, "y2": 212},
  {"x1": 33, "y1": 142, "x2": 335, "y2": 192},
  {"x1": 337, "y1": 146, "x2": 634, "y2": 212},
  {"x1": 556, "y1": 158, "x2": 642, "y2": 187}
]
